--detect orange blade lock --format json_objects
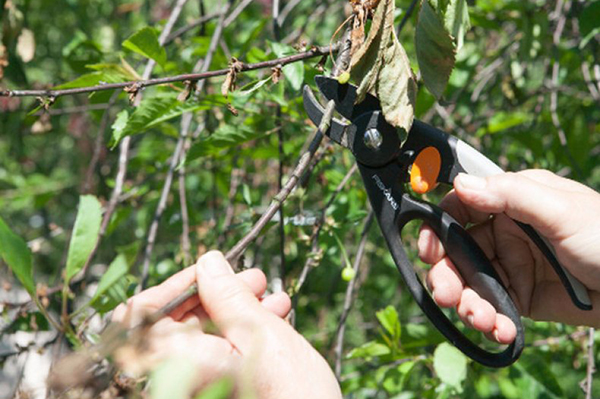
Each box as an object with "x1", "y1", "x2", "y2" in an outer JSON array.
[{"x1": 410, "y1": 146, "x2": 442, "y2": 194}]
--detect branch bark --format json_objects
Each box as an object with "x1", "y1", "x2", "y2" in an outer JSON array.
[{"x1": 1, "y1": 45, "x2": 338, "y2": 99}]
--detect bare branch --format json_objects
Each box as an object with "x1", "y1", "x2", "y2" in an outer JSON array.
[
  {"x1": 139, "y1": 0, "x2": 233, "y2": 289},
  {"x1": 334, "y1": 211, "x2": 374, "y2": 378},
  {"x1": 1, "y1": 46, "x2": 338, "y2": 99}
]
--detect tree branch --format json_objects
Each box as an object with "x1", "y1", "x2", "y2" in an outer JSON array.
[
  {"x1": 1, "y1": 45, "x2": 338, "y2": 99},
  {"x1": 333, "y1": 211, "x2": 373, "y2": 379}
]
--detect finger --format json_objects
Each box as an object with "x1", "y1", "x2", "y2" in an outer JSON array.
[
  {"x1": 453, "y1": 173, "x2": 572, "y2": 239},
  {"x1": 426, "y1": 257, "x2": 464, "y2": 308},
  {"x1": 238, "y1": 268, "x2": 268, "y2": 299},
  {"x1": 164, "y1": 268, "x2": 268, "y2": 322},
  {"x1": 485, "y1": 313, "x2": 517, "y2": 344},
  {"x1": 418, "y1": 224, "x2": 445, "y2": 264},
  {"x1": 519, "y1": 169, "x2": 595, "y2": 195},
  {"x1": 112, "y1": 266, "x2": 197, "y2": 324},
  {"x1": 195, "y1": 251, "x2": 278, "y2": 352},
  {"x1": 455, "y1": 288, "x2": 496, "y2": 333},
  {"x1": 260, "y1": 292, "x2": 292, "y2": 318}
]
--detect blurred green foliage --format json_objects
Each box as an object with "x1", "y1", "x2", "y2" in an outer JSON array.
[{"x1": 1, "y1": 0, "x2": 599, "y2": 398}]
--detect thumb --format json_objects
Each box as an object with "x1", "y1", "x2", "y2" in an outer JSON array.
[
  {"x1": 453, "y1": 172, "x2": 570, "y2": 239},
  {"x1": 195, "y1": 251, "x2": 272, "y2": 351}
]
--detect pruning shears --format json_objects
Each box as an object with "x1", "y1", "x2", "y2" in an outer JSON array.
[{"x1": 303, "y1": 76, "x2": 592, "y2": 367}]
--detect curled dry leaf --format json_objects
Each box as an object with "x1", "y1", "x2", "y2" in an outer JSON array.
[
  {"x1": 349, "y1": 0, "x2": 417, "y2": 134},
  {"x1": 221, "y1": 57, "x2": 244, "y2": 98},
  {"x1": 271, "y1": 65, "x2": 282, "y2": 84},
  {"x1": 124, "y1": 83, "x2": 141, "y2": 104},
  {"x1": 177, "y1": 80, "x2": 197, "y2": 102}
]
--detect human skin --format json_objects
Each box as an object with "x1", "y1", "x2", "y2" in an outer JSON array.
[
  {"x1": 112, "y1": 251, "x2": 342, "y2": 399},
  {"x1": 418, "y1": 170, "x2": 600, "y2": 343}
]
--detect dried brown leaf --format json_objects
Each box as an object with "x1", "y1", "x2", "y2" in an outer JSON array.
[{"x1": 349, "y1": 0, "x2": 416, "y2": 133}]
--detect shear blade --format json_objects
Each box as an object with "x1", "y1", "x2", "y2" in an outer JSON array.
[
  {"x1": 302, "y1": 85, "x2": 352, "y2": 148},
  {"x1": 314, "y1": 76, "x2": 381, "y2": 121}
]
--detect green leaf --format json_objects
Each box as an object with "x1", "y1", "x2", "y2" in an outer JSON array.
[
  {"x1": 111, "y1": 110, "x2": 129, "y2": 144},
  {"x1": 415, "y1": 0, "x2": 456, "y2": 99},
  {"x1": 0, "y1": 216, "x2": 34, "y2": 295},
  {"x1": 65, "y1": 195, "x2": 102, "y2": 284},
  {"x1": 350, "y1": 0, "x2": 416, "y2": 133},
  {"x1": 433, "y1": 342, "x2": 467, "y2": 388},
  {"x1": 54, "y1": 64, "x2": 136, "y2": 90},
  {"x1": 89, "y1": 255, "x2": 130, "y2": 306},
  {"x1": 347, "y1": 341, "x2": 391, "y2": 359},
  {"x1": 193, "y1": 377, "x2": 234, "y2": 399},
  {"x1": 150, "y1": 357, "x2": 198, "y2": 399},
  {"x1": 515, "y1": 355, "x2": 563, "y2": 397},
  {"x1": 109, "y1": 94, "x2": 223, "y2": 146},
  {"x1": 486, "y1": 111, "x2": 531, "y2": 134},
  {"x1": 579, "y1": 1, "x2": 600, "y2": 49},
  {"x1": 186, "y1": 123, "x2": 266, "y2": 161},
  {"x1": 238, "y1": 76, "x2": 272, "y2": 95},
  {"x1": 122, "y1": 27, "x2": 166, "y2": 67},
  {"x1": 376, "y1": 305, "x2": 401, "y2": 340},
  {"x1": 270, "y1": 42, "x2": 304, "y2": 90},
  {"x1": 444, "y1": 0, "x2": 470, "y2": 50}
]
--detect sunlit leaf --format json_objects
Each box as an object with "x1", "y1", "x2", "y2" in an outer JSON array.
[
  {"x1": 65, "y1": 195, "x2": 102, "y2": 284},
  {"x1": 89, "y1": 254, "x2": 130, "y2": 306},
  {"x1": 123, "y1": 27, "x2": 166, "y2": 67},
  {"x1": 109, "y1": 94, "x2": 225, "y2": 146},
  {"x1": 186, "y1": 123, "x2": 267, "y2": 161},
  {"x1": 415, "y1": 0, "x2": 456, "y2": 99},
  {"x1": 376, "y1": 305, "x2": 401, "y2": 340},
  {"x1": 347, "y1": 341, "x2": 391, "y2": 359},
  {"x1": 444, "y1": 0, "x2": 471, "y2": 50},
  {"x1": 0, "y1": 216, "x2": 34, "y2": 295},
  {"x1": 433, "y1": 342, "x2": 467, "y2": 389}
]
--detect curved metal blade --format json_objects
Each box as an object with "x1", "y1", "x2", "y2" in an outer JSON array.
[
  {"x1": 314, "y1": 76, "x2": 381, "y2": 120},
  {"x1": 302, "y1": 85, "x2": 354, "y2": 149}
]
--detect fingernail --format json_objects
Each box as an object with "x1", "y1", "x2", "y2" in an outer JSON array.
[
  {"x1": 493, "y1": 329, "x2": 500, "y2": 343},
  {"x1": 457, "y1": 174, "x2": 487, "y2": 190},
  {"x1": 197, "y1": 252, "x2": 231, "y2": 277},
  {"x1": 467, "y1": 314, "x2": 474, "y2": 326},
  {"x1": 431, "y1": 290, "x2": 437, "y2": 303}
]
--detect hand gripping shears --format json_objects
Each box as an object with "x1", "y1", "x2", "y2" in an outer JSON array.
[{"x1": 303, "y1": 76, "x2": 592, "y2": 368}]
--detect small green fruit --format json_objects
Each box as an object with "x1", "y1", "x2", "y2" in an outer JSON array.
[
  {"x1": 337, "y1": 71, "x2": 350, "y2": 84},
  {"x1": 341, "y1": 267, "x2": 356, "y2": 282}
]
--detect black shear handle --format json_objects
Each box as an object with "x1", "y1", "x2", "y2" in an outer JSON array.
[{"x1": 358, "y1": 163, "x2": 525, "y2": 367}]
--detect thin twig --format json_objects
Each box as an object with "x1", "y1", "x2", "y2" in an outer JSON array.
[
  {"x1": 217, "y1": 163, "x2": 244, "y2": 246},
  {"x1": 135, "y1": 0, "x2": 189, "y2": 105},
  {"x1": 79, "y1": 0, "x2": 190, "y2": 284},
  {"x1": 164, "y1": 12, "x2": 222, "y2": 44},
  {"x1": 139, "y1": 0, "x2": 233, "y2": 289},
  {"x1": 334, "y1": 211, "x2": 373, "y2": 378},
  {"x1": 550, "y1": 0, "x2": 583, "y2": 178},
  {"x1": 273, "y1": 0, "x2": 286, "y2": 294},
  {"x1": 585, "y1": 327, "x2": 596, "y2": 399},
  {"x1": 158, "y1": 100, "x2": 336, "y2": 315},
  {"x1": 1, "y1": 45, "x2": 338, "y2": 99},
  {"x1": 295, "y1": 164, "x2": 357, "y2": 293},
  {"x1": 223, "y1": 0, "x2": 253, "y2": 27},
  {"x1": 396, "y1": 0, "x2": 419, "y2": 36},
  {"x1": 82, "y1": 90, "x2": 120, "y2": 194}
]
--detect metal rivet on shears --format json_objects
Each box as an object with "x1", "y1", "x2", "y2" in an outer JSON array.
[{"x1": 364, "y1": 128, "x2": 383, "y2": 150}]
